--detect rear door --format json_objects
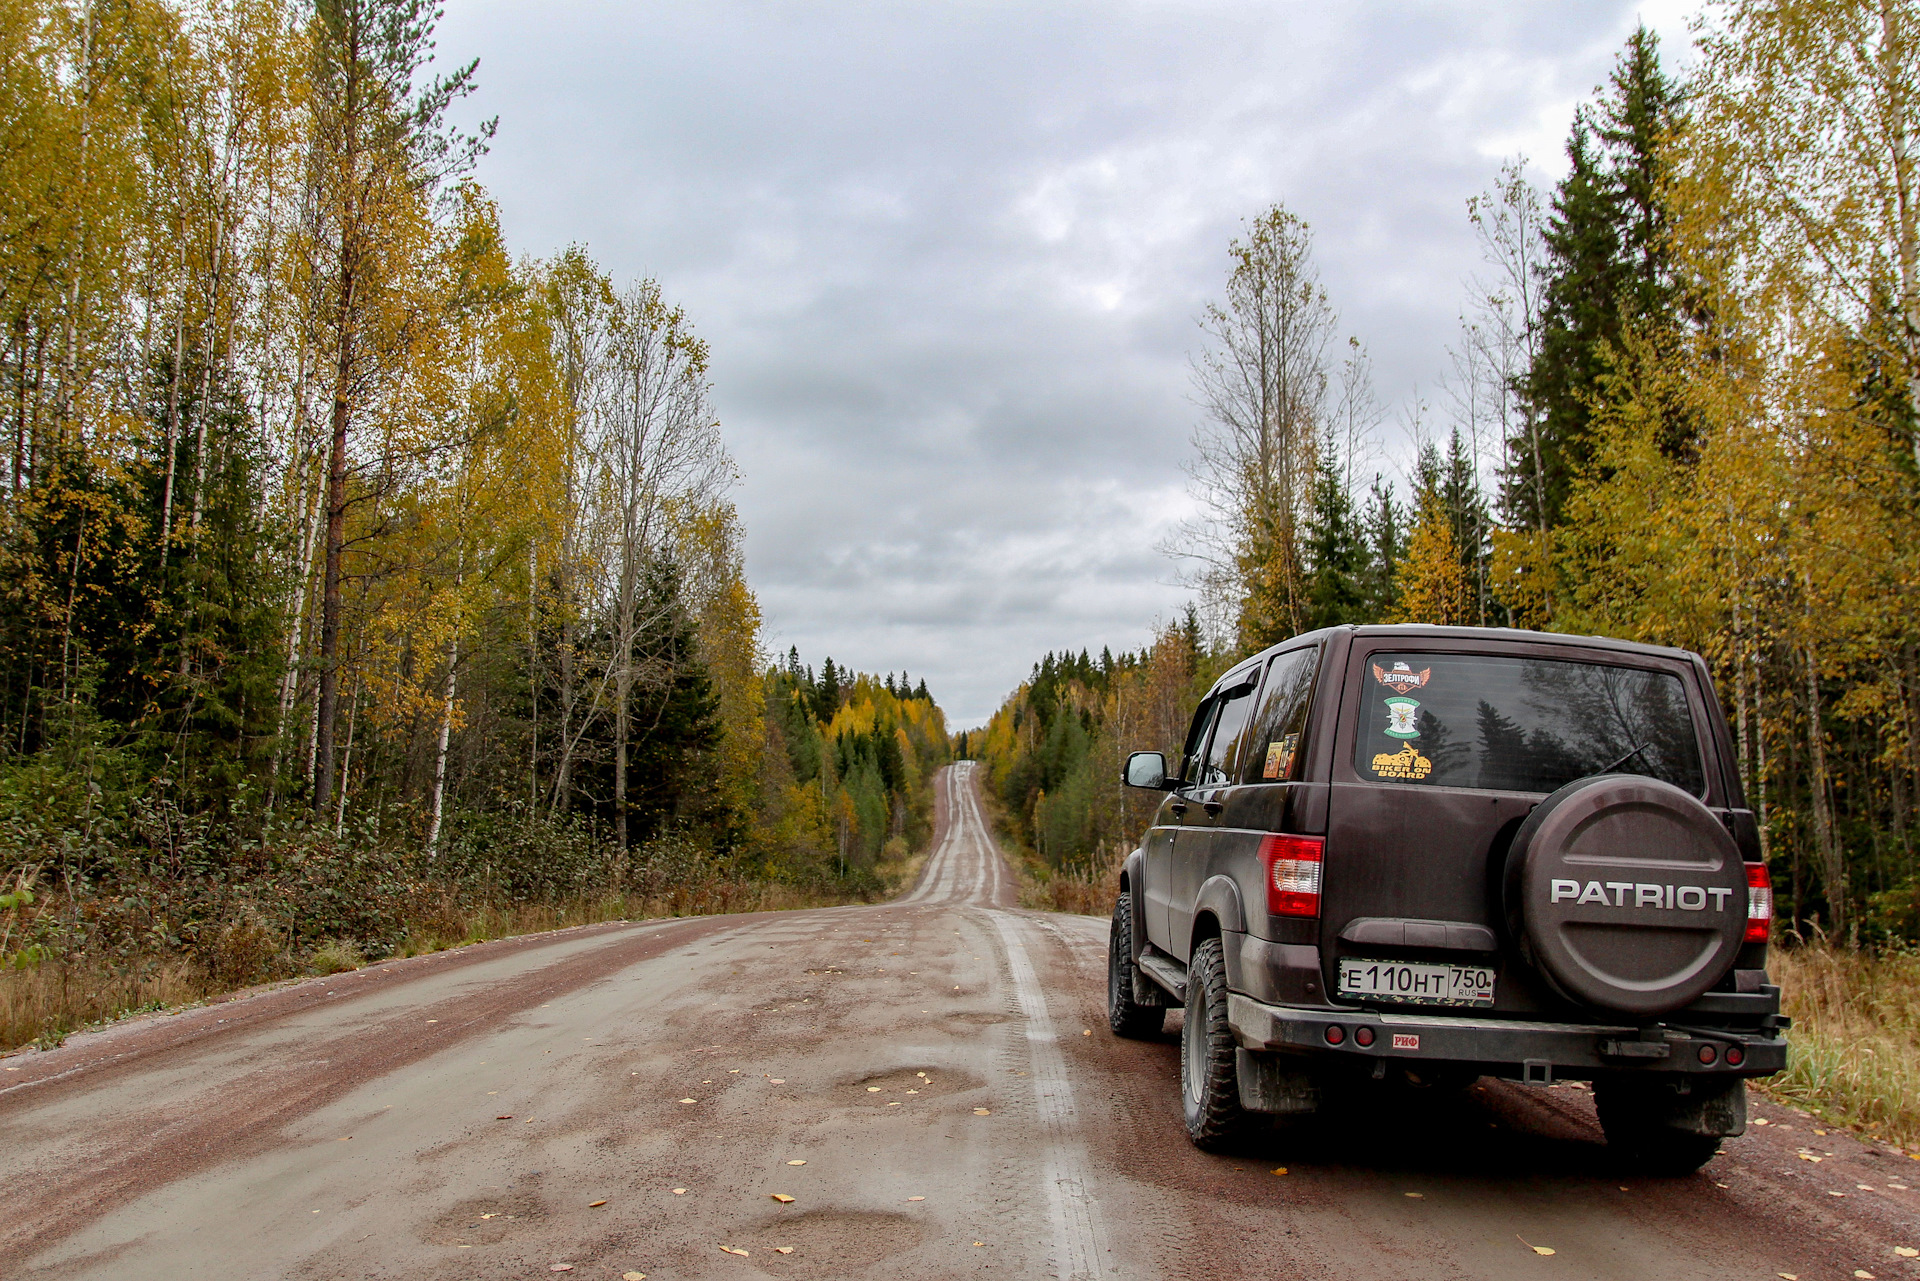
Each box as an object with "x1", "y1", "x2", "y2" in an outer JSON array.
[{"x1": 1322, "y1": 641, "x2": 1717, "y2": 1016}]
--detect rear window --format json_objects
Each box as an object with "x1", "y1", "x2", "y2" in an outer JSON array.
[{"x1": 1350, "y1": 651, "x2": 1705, "y2": 795}]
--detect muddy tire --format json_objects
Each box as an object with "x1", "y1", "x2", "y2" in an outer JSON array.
[
  {"x1": 1108, "y1": 893, "x2": 1164, "y2": 1039},
  {"x1": 1181, "y1": 936, "x2": 1255, "y2": 1150}
]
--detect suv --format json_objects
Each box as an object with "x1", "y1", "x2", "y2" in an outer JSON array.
[{"x1": 1109, "y1": 624, "x2": 1786, "y2": 1173}]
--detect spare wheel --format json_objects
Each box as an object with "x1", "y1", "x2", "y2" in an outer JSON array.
[{"x1": 1507, "y1": 775, "x2": 1745, "y2": 1017}]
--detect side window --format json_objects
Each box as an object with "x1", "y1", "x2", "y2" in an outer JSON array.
[
  {"x1": 1179, "y1": 698, "x2": 1218, "y2": 785},
  {"x1": 1241, "y1": 647, "x2": 1319, "y2": 783},
  {"x1": 1200, "y1": 690, "x2": 1256, "y2": 786}
]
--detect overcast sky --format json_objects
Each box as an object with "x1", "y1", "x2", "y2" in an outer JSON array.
[{"x1": 439, "y1": 1, "x2": 1699, "y2": 727}]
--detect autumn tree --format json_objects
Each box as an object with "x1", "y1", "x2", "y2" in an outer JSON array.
[
  {"x1": 1174, "y1": 205, "x2": 1336, "y2": 652},
  {"x1": 303, "y1": 0, "x2": 492, "y2": 813}
]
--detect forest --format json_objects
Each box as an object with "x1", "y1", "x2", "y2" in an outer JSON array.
[
  {"x1": 980, "y1": 5, "x2": 1920, "y2": 951},
  {"x1": 0, "y1": 0, "x2": 946, "y2": 1048}
]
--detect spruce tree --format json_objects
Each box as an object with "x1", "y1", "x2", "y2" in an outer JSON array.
[
  {"x1": 1302, "y1": 431, "x2": 1368, "y2": 628},
  {"x1": 1522, "y1": 25, "x2": 1687, "y2": 529},
  {"x1": 1360, "y1": 476, "x2": 1404, "y2": 622}
]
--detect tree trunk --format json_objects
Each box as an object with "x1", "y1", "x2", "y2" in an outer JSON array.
[
  {"x1": 1883, "y1": 0, "x2": 1920, "y2": 470},
  {"x1": 425, "y1": 634, "x2": 457, "y2": 853},
  {"x1": 1804, "y1": 643, "x2": 1846, "y2": 934}
]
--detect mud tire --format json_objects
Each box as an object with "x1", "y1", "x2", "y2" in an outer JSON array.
[
  {"x1": 1108, "y1": 893, "x2": 1164, "y2": 1039},
  {"x1": 1181, "y1": 936, "x2": 1256, "y2": 1150}
]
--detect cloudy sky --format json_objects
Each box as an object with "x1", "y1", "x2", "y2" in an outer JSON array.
[{"x1": 439, "y1": 1, "x2": 1699, "y2": 726}]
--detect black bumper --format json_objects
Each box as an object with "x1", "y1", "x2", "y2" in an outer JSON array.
[{"x1": 1227, "y1": 993, "x2": 1789, "y2": 1081}]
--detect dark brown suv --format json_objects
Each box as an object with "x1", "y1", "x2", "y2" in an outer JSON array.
[{"x1": 1109, "y1": 624, "x2": 1786, "y2": 1173}]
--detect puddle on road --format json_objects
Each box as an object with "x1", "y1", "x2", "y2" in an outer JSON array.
[
  {"x1": 738, "y1": 1208, "x2": 922, "y2": 1278},
  {"x1": 420, "y1": 1190, "x2": 550, "y2": 1246},
  {"x1": 845, "y1": 1066, "x2": 984, "y2": 1105}
]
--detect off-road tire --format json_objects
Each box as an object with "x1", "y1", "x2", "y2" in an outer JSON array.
[
  {"x1": 1594, "y1": 1083, "x2": 1725, "y2": 1175},
  {"x1": 1108, "y1": 893, "x2": 1164, "y2": 1039},
  {"x1": 1181, "y1": 936, "x2": 1255, "y2": 1150}
]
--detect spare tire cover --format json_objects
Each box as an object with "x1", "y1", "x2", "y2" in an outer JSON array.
[{"x1": 1509, "y1": 775, "x2": 1745, "y2": 1017}]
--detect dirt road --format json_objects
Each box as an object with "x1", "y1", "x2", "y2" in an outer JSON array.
[{"x1": 4, "y1": 762, "x2": 1918, "y2": 1280}]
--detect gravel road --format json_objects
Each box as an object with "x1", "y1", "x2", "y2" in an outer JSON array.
[{"x1": 4, "y1": 761, "x2": 1918, "y2": 1280}]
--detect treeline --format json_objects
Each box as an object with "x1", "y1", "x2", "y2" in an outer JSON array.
[
  {"x1": 985, "y1": 6, "x2": 1920, "y2": 943},
  {"x1": 0, "y1": 0, "x2": 945, "y2": 1002}
]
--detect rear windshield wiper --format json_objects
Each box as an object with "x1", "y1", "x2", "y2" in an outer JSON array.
[{"x1": 1596, "y1": 741, "x2": 1649, "y2": 775}]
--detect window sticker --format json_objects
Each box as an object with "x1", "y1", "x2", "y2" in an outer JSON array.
[
  {"x1": 1373, "y1": 661, "x2": 1430, "y2": 692},
  {"x1": 1262, "y1": 732, "x2": 1300, "y2": 780},
  {"x1": 1383, "y1": 696, "x2": 1421, "y2": 739},
  {"x1": 1371, "y1": 743, "x2": 1433, "y2": 780}
]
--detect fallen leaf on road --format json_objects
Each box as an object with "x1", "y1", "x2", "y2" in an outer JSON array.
[
  {"x1": 973, "y1": 1242, "x2": 985, "y2": 1247},
  {"x1": 1829, "y1": 1191, "x2": 1848, "y2": 1197},
  {"x1": 1779, "y1": 1273, "x2": 1798, "y2": 1279},
  {"x1": 888, "y1": 1101, "x2": 901, "y2": 1106},
  {"x1": 1858, "y1": 1185, "x2": 1875, "y2": 1191},
  {"x1": 672, "y1": 1188, "x2": 687, "y2": 1195},
  {"x1": 550, "y1": 1267, "x2": 573, "y2": 1273},
  {"x1": 771, "y1": 1194, "x2": 795, "y2": 1203},
  {"x1": 770, "y1": 1078, "x2": 786, "y2": 1084},
  {"x1": 906, "y1": 1089, "x2": 919, "y2": 1094},
  {"x1": 1754, "y1": 1118, "x2": 1770, "y2": 1125},
  {"x1": 1515, "y1": 1235, "x2": 1552, "y2": 1256},
  {"x1": 1856, "y1": 1272, "x2": 1876, "y2": 1279},
  {"x1": 1798, "y1": 1153, "x2": 1823, "y2": 1162},
  {"x1": 589, "y1": 1199, "x2": 608, "y2": 1207},
  {"x1": 974, "y1": 1108, "x2": 991, "y2": 1115},
  {"x1": 907, "y1": 1196, "x2": 925, "y2": 1201},
  {"x1": 496, "y1": 1115, "x2": 513, "y2": 1120},
  {"x1": 622, "y1": 1273, "x2": 647, "y2": 1279},
  {"x1": 720, "y1": 1246, "x2": 749, "y2": 1257},
  {"x1": 775, "y1": 1247, "x2": 794, "y2": 1254},
  {"x1": 1271, "y1": 1168, "x2": 1288, "y2": 1176},
  {"x1": 679, "y1": 1098, "x2": 697, "y2": 1104},
  {"x1": 1896, "y1": 1248, "x2": 1919, "y2": 1258},
  {"x1": 1815, "y1": 1129, "x2": 1828, "y2": 1136},
  {"x1": 1404, "y1": 1192, "x2": 1424, "y2": 1199},
  {"x1": 867, "y1": 1086, "x2": 882, "y2": 1092},
  {"x1": 338, "y1": 1136, "x2": 351, "y2": 1141},
  {"x1": 1082, "y1": 1029, "x2": 1091, "y2": 1036},
  {"x1": 787, "y1": 1160, "x2": 806, "y2": 1165}
]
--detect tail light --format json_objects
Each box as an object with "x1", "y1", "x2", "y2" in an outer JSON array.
[
  {"x1": 1259, "y1": 833, "x2": 1324, "y2": 918},
  {"x1": 1745, "y1": 863, "x2": 1772, "y2": 944}
]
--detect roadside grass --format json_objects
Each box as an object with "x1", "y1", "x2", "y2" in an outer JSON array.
[
  {"x1": 1762, "y1": 939, "x2": 1920, "y2": 1150},
  {"x1": 0, "y1": 879, "x2": 855, "y2": 1055}
]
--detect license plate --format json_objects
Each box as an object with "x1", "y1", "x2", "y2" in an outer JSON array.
[{"x1": 1336, "y1": 959, "x2": 1496, "y2": 1007}]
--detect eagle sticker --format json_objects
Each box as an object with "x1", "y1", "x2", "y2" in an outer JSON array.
[
  {"x1": 1373, "y1": 661, "x2": 1431, "y2": 693},
  {"x1": 1383, "y1": 696, "x2": 1421, "y2": 739},
  {"x1": 1371, "y1": 743, "x2": 1433, "y2": 780}
]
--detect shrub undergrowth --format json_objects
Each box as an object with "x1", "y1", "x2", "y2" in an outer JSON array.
[{"x1": 0, "y1": 802, "x2": 886, "y2": 1053}]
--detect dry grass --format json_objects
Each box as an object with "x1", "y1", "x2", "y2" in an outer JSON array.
[
  {"x1": 0, "y1": 878, "x2": 858, "y2": 1055},
  {"x1": 1762, "y1": 940, "x2": 1920, "y2": 1148}
]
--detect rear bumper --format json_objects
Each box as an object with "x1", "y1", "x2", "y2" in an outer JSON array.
[{"x1": 1227, "y1": 992, "x2": 1789, "y2": 1081}]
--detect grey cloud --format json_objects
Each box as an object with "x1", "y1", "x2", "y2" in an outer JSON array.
[{"x1": 442, "y1": 0, "x2": 1694, "y2": 723}]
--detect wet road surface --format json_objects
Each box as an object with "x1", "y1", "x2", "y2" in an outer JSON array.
[{"x1": 3, "y1": 761, "x2": 1918, "y2": 1279}]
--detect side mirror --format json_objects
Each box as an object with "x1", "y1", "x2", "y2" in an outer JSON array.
[{"x1": 1123, "y1": 751, "x2": 1170, "y2": 790}]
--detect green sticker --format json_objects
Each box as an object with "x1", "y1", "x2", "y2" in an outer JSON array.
[{"x1": 1383, "y1": 696, "x2": 1420, "y2": 739}]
